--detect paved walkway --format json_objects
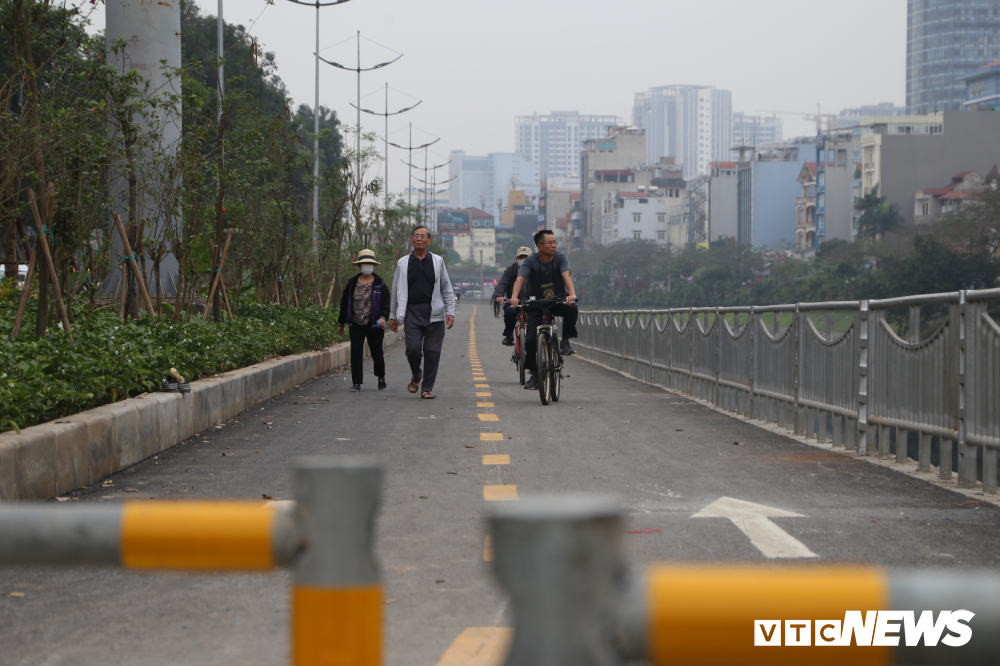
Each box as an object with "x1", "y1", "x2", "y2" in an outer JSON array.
[{"x1": 1, "y1": 304, "x2": 998, "y2": 666}]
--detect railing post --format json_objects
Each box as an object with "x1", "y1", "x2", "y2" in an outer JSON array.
[
  {"x1": 956, "y1": 291, "x2": 976, "y2": 488},
  {"x1": 794, "y1": 304, "x2": 803, "y2": 435},
  {"x1": 857, "y1": 300, "x2": 869, "y2": 455},
  {"x1": 688, "y1": 308, "x2": 695, "y2": 395},
  {"x1": 715, "y1": 307, "x2": 722, "y2": 406},
  {"x1": 491, "y1": 496, "x2": 623, "y2": 666},
  {"x1": 291, "y1": 457, "x2": 382, "y2": 666},
  {"x1": 749, "y1": 306, "x2": 756, "y2": 420}
]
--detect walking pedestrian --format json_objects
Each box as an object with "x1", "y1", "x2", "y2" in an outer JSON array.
[
  {"x1": 338, "y1": 249, "x2": 391, "y2": 392},
  {"x1": 389, "y1": 225, "x2": 456, "y2": 399}
]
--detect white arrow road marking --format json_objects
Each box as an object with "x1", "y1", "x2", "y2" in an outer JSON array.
[{"x1": 692, "y1": 497, "x2": 818, "y2": 559}]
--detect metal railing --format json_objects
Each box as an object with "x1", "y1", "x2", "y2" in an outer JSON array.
[{"x1": 577, "y1": 288, "x2": 1000, "y2": 493}]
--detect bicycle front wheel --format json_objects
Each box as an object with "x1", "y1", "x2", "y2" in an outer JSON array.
[
  {"x1": 549, "y1": 334, "x2": 561, "y2": 403},
  {"x1": 517, "y1": 327, "x2": 526, "y2": 385},
  {"x1": 537, "y1": 332, "x2": 551, "y2": 405}
]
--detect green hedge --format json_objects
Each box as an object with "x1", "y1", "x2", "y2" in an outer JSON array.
[{"x1": 0, "y1": 300, "x2": 346, "y2": 433}]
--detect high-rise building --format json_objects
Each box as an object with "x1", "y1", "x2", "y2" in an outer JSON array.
[
  {"x1": 834, "y1": 103, "x2": 907, "y2": 128},
  {"x1": 514, "y1": 111, "x2": 622, "y2": 181},
  {"x1": 906, "y1": 0, "x2": 1000, "y2": 114},
  {"x1": 632, "y1": 85, "x2": 733, "y2": 178},
  {"x1": 732, "y1": 113, "x2": 783, "y2": 147},
  {"x1": 448, "y1": 150, "x2": 538, "y2": 217}
]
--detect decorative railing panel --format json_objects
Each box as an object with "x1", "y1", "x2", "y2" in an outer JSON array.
[{"x1": 575, "y1": 289, "x2": 1000, "y2": 493}]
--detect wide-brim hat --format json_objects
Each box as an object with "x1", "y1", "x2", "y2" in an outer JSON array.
[
  {"x1": 516, "y1": 246, "x2": 533, "y2": 258},
  {"x1": 352, "y1": 249, "x2": 380, "y2": 266}
]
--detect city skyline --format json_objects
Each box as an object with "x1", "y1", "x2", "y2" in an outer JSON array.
[{"x1": 91, "y1": 0, "x2": 911, "y2": 198}]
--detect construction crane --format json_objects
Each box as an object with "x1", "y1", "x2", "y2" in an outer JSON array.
[{"x1": 755, "y1": 104, "x2": 837, "y2": 133}]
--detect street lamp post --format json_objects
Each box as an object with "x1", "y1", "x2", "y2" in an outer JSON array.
[
  {"x1": 319, "y1": 32, "x2": 402, "y2": 207},
  {"x1": 284, "y1": 0, "x2": 353, "y2": 248},
  {"x1": 413, "y1": 174, "x2": 455, "y2": 231},
  {"x1": 351, "y1": 84, "x2": 421, "y2": 210},
  {"x1": 388, "y1": 131, "x2": 438, "y2": 223}
]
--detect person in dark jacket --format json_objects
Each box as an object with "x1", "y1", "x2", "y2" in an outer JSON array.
[
  {"x1": 493, "y1": 246, "x2": 534, "y2": 346},
  {"x1": 338, "y1": 249, "x2": 391, "y2": 392}
]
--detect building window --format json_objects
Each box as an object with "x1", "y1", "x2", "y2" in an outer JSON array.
[
  {"x1": 921, "y1": 202, "x2": 929, "y2": 217},
  {"x1": 657, "y1": 230, "x2": 665, "y2": 241},
  {"x1": 633, "y1": 231, "x2": 642, "y2": 239},
  {"x1": 657, "y1": 213, "x2": 666, "y2": 223},
  {"x1": 633, "y1": 212, "x2": 641, "y2": 224}
]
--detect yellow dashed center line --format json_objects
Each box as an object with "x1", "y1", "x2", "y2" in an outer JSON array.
[
  {"x1": 483, "y1": 485, "x2": 518, "y2": 501},
  {"x1": 469, "y1": 306, "x2": 517, "y2": 565}
]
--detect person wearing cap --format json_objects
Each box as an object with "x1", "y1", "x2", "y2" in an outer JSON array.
[
  {"x1": 493, "y1": 245, "x2": 534, "y2": 346},
  {"x1": 338, "y1": 249, "x2": 391, "y2": 392},
  {"x1": 389, "y1": 225, "x2": 456, "y2": 399}
]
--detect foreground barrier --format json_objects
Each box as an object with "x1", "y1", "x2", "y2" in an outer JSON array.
[
  {"x1": 0, "y1": 456, "x2": 381, "y2": 666},
  {"x1": 491, "y1": 497, "x2": 1000, "y2": 666},
  {"x1": 577, "y1": 289, "x2": 1000, "y2": 493},
  {"x1": 6, "y1": 467, "x2": 999, "y2": 665}
]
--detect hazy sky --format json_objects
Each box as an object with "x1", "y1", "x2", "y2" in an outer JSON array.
[{"x1": 91, "y1": 0, "x2": 907, "y2": 196}]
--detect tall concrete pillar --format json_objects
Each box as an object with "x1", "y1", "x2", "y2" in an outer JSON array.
[{"x1": 104, "y1": 0, "x2": 182, "y2": 297}]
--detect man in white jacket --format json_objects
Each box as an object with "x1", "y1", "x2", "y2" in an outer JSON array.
[{"x1": 390, "y1": 225, "x2": 456, "y2": 399}]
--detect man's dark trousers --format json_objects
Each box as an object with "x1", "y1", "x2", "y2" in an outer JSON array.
[
  {"x1": 523, "y1": 303, "x2": 578, "y2": 373},
  {"x1": 404, "y1": 302, "x2": 445, "y2": 391},
  {"x1": 502, "y1": 304, "x2": 517, "y2": 336},
  {"x1": 349, "y1": 325, "x2": 385, "y2": 385}
]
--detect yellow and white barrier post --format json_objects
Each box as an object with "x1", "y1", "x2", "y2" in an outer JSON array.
[
  {"x1": 0, "y1": 457, "x2": 384, "y2": 666},
  {"x1": 490, "y1": 495, "x2": 623, "y2": 666},
  {"x1": 0, "y1": 501, "x2": 298, "y2": 569},
  {"x1": 624, "y1": 565, "x2": 1000, "y2": 666},
  {"x1": 291, "y1": 456, "x2": 382, "y2": 666}
]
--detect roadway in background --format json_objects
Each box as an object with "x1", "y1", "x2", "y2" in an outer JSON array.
[{"x1": 1, "y1": 304, "x2": 998, "y2": 666}]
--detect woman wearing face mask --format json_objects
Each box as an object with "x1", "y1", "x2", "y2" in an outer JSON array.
[
  {"x1": 493, "y1": 246, "x2": 534, "y2": 346},
  {"x1": 338, "y1": 249, "x2": 391, "y2": 392}
]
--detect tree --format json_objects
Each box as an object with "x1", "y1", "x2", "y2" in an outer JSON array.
[
  {"x1": 932, "y1": 180, "x2": 1000, "y2": 259},
  {"x1": 500, "y1": 234, "x2": 531, "y2": 264},
  {"x1": 855, "y1": 186, "x2": 902, "y2": 240}
]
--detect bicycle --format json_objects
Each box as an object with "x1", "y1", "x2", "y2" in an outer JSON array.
[
  {"x1": 518, "y1": 298, "x2": 570, "y2": 405},
  {"x1": 502, "y1": 299, "x2": 529, "y2": 385}
]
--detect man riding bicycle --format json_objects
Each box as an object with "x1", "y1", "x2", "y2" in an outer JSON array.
[
  {"x1": 494, "y1": 245, "x2": 534, "y2": 347},
  {"x1": 509, "y1": 229, "x2": 578, "y2": 391}
]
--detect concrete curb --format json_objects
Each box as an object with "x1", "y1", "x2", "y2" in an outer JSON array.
[{"x1": 0, "y1": 330, "x2": 404, "y2": 501}]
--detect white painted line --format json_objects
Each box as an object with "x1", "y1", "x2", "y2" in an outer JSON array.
[{"x1": 692, "y1": 496, "x2": 817, "y2": 559}]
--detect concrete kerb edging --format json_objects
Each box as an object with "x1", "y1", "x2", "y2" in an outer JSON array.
[
  {"x1": 573, "y1": 352, "x2": 1000, "y2": 509},
  {"x1": 0, "y1": 329, "x2": 403, "y2": 501}
]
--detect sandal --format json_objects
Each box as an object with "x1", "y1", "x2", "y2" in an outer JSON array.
[
  {"x1": 408, "y1": 372, "x2": 422, "y2": 393},
  {"x1": 421, "y1": 391, "x2": 435, "y2": 399}
]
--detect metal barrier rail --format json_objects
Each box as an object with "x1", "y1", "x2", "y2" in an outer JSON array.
[
  {"x1": 491, "y1": 497, "x2": 1000, "y2": 666},
  {"x1": 0, "y1": 457, "x2": 382, "y2": 666},
  {"x1": 576, "y1": 288, "x2": 1000, "y2": 493}
]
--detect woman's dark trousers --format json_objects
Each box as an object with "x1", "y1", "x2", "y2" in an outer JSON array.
[{"x1": 349, "y1": 325, "x2": 386, "y2": 385}]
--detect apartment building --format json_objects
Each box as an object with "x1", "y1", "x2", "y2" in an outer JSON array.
[
  {"x1": 515, "y1": 111, "x2": 621, "y2": 181},
  {"x1": 632, "y1": 85, "x2": 733, "y2": 177}
]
